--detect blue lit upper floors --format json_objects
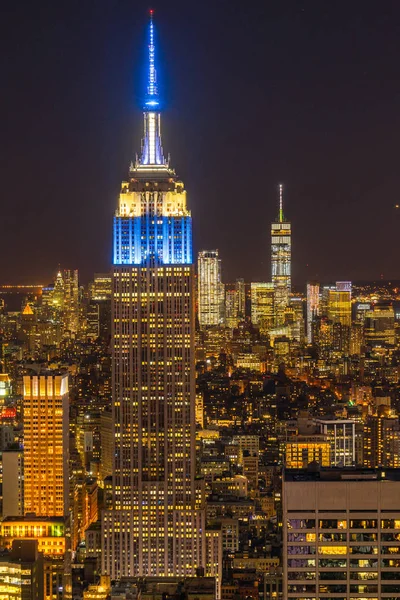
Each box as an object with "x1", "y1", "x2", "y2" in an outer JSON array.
[{"x1": 113, "y1": 212, "x2": 193, "y2": 266}]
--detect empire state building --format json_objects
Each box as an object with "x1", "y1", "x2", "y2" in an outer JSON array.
[{"x1": 102, "y1": 12, "x2": 219, "y2": 581}]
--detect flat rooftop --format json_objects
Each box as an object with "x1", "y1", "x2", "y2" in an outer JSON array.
[
  {"x1": 1, "y1": 516, "x2": 65, "y2": 523},
  {"x1": 284, "y1": 467, "x2": 400, "y2": 482}
]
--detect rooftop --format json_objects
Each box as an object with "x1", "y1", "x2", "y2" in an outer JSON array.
[
  {"x1": 284, "y1": 467, "x2": 400, "y2": 482},
  {"x1": 1, "y1": 515, "x2": 65, "y2": 524}
]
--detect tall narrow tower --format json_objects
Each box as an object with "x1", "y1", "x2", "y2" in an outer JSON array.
[
  {"x1": 23, "y1": 371, "x2": 69, "y2": 517},
  {"x1": 271, "y1": 184, "x2": 291, "y2": 325},
  {"x1": 198, "y1": 250, "x2": 224, "y2": 327},
  {"x1": 306, "y1": 281, "x2": 320, "y2": 344},
  {"x1": 102, "y1": 12, "x2": 207, "y2": 579}
]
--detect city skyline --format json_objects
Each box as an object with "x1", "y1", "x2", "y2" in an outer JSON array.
[
  {"x1": 2, "y1": 1, "x2": 400, "y2": 285},
  {"x1": 2, "y1": 7, "x2": 400, "y2": 599}
]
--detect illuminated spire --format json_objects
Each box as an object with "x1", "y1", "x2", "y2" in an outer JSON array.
[
  {"x1": 279, "y1": 183, "x2": 284, "y2": 223},
  {"x1": 137, "y1": 10, "x2": 167, "y2": 168},
  {"x1": 144, "y1": 9, "x2": 159, "y2": 110}
]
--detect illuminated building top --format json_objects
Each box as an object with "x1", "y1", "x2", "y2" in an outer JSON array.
[{"x1": 113, "y1": 11, "x2": 192, "y2": 266}]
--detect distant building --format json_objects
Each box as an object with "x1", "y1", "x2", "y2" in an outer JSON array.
[
  {"x1": 364, "y1": 302, "x2": 395, "y2": 346},
  {"x1": 251, "y1": 283, "x2": 274, "y2": 333},
  {"x1": 306, "y1": 282, "x2": 319, "y2": 344},
  {"x1": 2, "y1": 448, "x2": 23, "y2": 517},
  {"x1": 327, "y1": 282, "x2": 351, "y2": 327},
  {"x1": 315, "y1": 419, "x2": 356, "y2": 466},
  {"x1": 89, "y1": 273, "x2": 112, "y2": 301},
  {"x1": 284, "y1": 436, "x2": 331, "y2": 469},
  {"x1": 198, "y1": 250, "x2": 225, "y2": 327},
  {"x1": 62, "y1": 269, "x2": 79, "y2": 335},
  {"x1": 271, "y1": 185, "x2": 291, "y2": 325},
  {"x1": 235, "y1": 278, "x2": 246, "y2": 321}
]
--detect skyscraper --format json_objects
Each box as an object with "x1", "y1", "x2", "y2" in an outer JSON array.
[
  {"x1": 23, "y1": 371, "x2": 69, "y2": 517},
  {"x1": 315, "y1": 418, "x2": 356, "y2": 466},
  {"x1": 250, "y1": 282, "x2": 274, "y2": 333},
  {"x1": 224, "y1": 278, "x2": 245, "y2": 329},
  {"x1": 198, "y1": 250, "x2": 224, "y2": 327},
  {"x1": 283, "y1": 468, "x2": 400, "y2": 600},
  {"x1": 235, "y1": 278, "x2": 245, "y2": 321},
  {"x1": 327, "y1": 282, "x2": 352, "y2": 327},
  {"x1": 364, "y1": 302, "x2": 395, "y2": 346},
  {"x1": 224, "y1": 285, "x2": 237, "y2": 329},
  {"x1": 102, "y1": 13, "x2": 216, "y2": 582},
  {"x1": 306, "y1": 281, "x2": 319, "y2": 344},
  {"x1": 62, "y1": 269, "x2": 79, "y2": 336},
  {"x1": 271, "y1": 184, "x2": 291, "y2": 325}
]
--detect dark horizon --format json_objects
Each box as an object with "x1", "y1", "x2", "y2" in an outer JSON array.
[{"x1": 1, "y1": 0, "x2": 400, "y2": 286}]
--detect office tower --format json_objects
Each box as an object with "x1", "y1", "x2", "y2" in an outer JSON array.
[
  {"x1": 40, "y1": 270, "x2": 79, "y2": 343},
  {"x1": 306, "y1": 282, "x2": 319, "y2": 343},
  {"x1": 363, "y1": 415, "x2": 400, "y2": 468},
  {"x1": 0, "y1": 374, "x2": 11, "y2": 404},
  {"x1": 350, "y1": 321, "x2": 364, "y2": 355},
  {"x1": 23, "y1": 371, "x2": 69, "y2": 517},
  {"x1": 0, "y1": 516, "x2": 66, "y2": 556},
  {"x1": 0, "y1": 539, "x2": 44, "y2": 599},
  {"x1": 224, "y1": 279, "x2": 246, "y2": 329},
  {"x1": 232, "y1": 434, "x2": 260, "y2": 457},
  {"x1": 327, "y1": 282, "x2": 352, "y2": 327},
  {"x1": 19, "y1": 302, "x2": 36, "y2": 353},
  {"x1": 288, "y1": 296, "x2": 305, "y2": 342},
  {"x1": 198, "y1": 250, "x2": 224, "y2": 327},
  {"x1": 284, "y1": 437, "x2": 331, "y2": 468},
  {"x1": 320, "y1": 284, "x2": 336, "y2": 317},
  {"x1": 2, "y1": 448, "x2": 23, "y2": 517},
  {"x1": 89, "y1": 274, "x2": 112, "y2": 301},
  {"x1": 86, "y1": 302, "x2": 100, "y2": 339},
  {"x1": 62, "y1": 269, "x2": 79, "y2": 335},
  {"x1": 311, "y1": 316, "x2": 333, "y2": 359},
  {"x1": 99, "y1": 408, "x2": 113, "y2": 483},
  {"x1": 0, "y1": 423, "x2": 14, "y2": 450},
  {"x1": 250, "y1": 282, "x2": 274, "y2": 333},
  {"x1": 195, "y1": 392, "x2": 204, "y2": 428},
  {"x1": 326, "y1": 280, "x2": 352, "y2": 353},
  {"x1": 315, "y1": 419, "x2": 356, "y2": 466},
  {"x1": 102, "y1": 13, "x2": 215, "y2": 582},
  {"x1": 364, "y1": 302, "x2": 395, "y2": 346},
  {"x1": 225, "y1": 286, "x2": 237, "y2": 328},
  {"x1": 52, "y1": 271, "x2": 65, "y2": 313},
  {"x1": 87, "y1": 274, "x2": 112, "y2": 340},
  {"x1": 271, "y1": 184, "x2": 291, "y2": 325},
  {"x1": 283, "y1": 468, "x2": 400, "y2": 600},
  {"x1": 235, "y1": 278, "x2": 245, "y2": 320},
  {"x1": 355, "y1": 301, "x2": 371, "y2": 323}
]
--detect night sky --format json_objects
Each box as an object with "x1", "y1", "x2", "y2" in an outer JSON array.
[{"x1": 1, "y1": 0, "x2": 400, "y2": 286}]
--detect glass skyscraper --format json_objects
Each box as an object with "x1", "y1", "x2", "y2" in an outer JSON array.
[
  {"x1": 102, "y1": 12, "x2": 220, "y2": 582},
  {"x1": 271, "y1": 184, "x2": 291, "y2": 325},
  {"x1": 197, "y1": 250, "x2": 224, "y2": 327}
]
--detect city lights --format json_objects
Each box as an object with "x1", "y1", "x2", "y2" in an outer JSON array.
[{"x1": 0, "y1": 6, "x2": 398, "y2": 600}]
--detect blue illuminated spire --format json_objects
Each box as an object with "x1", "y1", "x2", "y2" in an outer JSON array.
[
  {"x1": 136, "y1": 10, "x2": 167, "y2": 167},
  {"x1": 144, "y1": 10, "x2": 160, "y2": 110}
]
